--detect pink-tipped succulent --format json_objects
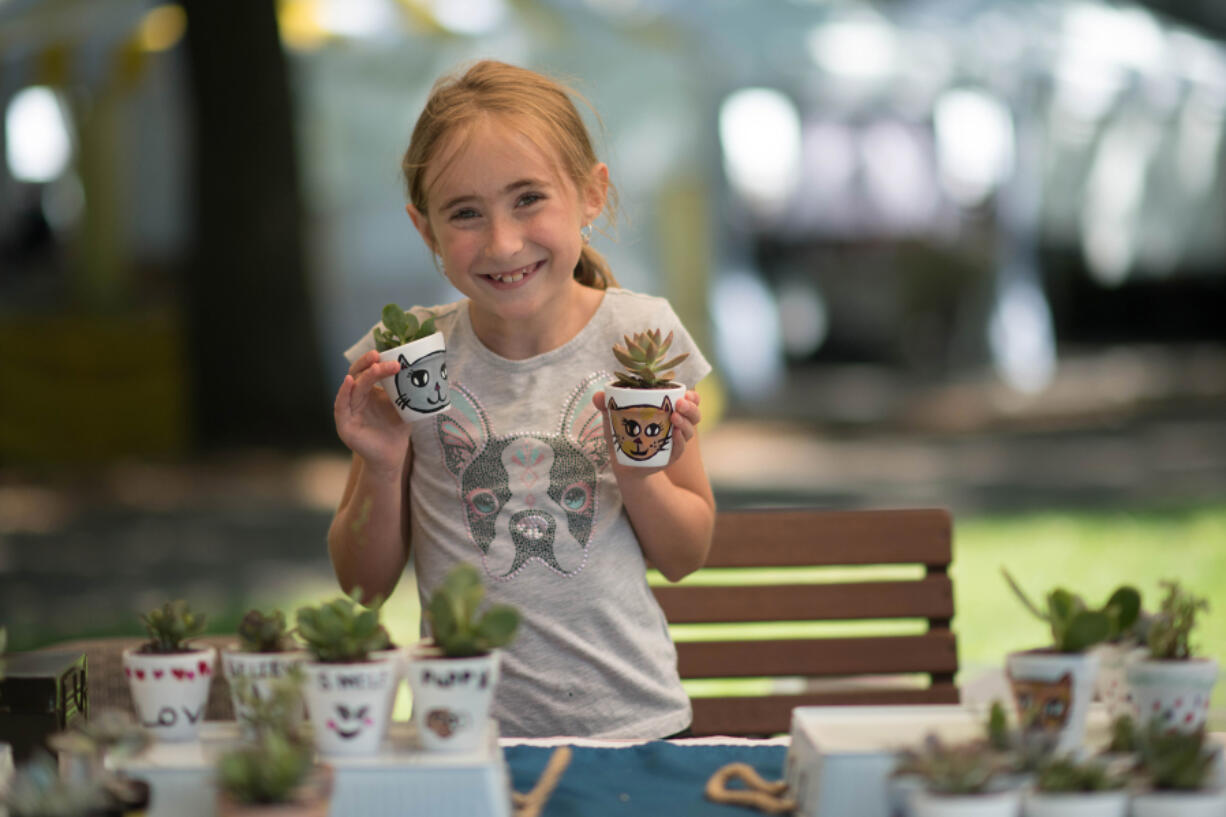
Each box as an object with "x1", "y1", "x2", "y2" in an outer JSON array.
[{"x1": 611, "y1": 328, "x2": 689, "y2": 389}]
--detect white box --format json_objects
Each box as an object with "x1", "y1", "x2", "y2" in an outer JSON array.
[{"x1": 115, "y1": 721, "x2": 511, "y2": 817}]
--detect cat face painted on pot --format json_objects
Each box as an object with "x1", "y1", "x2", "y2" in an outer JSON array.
[
  {"x1": 608, "y1": 395, "x2": 675, "y2": 462},
  {"x1": 393, "y1": 349, "x2": 449, "y2": 415},
  {"x1": 1010, "y1": 673, "x2": 1073, "y2": 734}
]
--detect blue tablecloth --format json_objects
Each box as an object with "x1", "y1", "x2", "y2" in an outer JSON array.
[{"x1": 505, "y1": 741, "x2": 789, "y2": 817}]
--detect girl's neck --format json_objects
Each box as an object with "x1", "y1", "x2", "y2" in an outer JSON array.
[{"x1": 469, "y1": 282, "x2": 604, "y2": 360}]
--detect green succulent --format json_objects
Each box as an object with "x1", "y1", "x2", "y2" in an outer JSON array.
[
  {"x1": 138, "y1": 600, "x2": 207, "y2": 654},
  {"x1": 2, "y1": 751, "x2": 111, "y2": 817},
  {"x1": 611, "y1": 328, "x2": 690, "y2": 389},
  {"x1": 295, "y1": 589, "x2": 390, "y2": 663},
  {"x1": 217, "y1": 730, "x2": 316, "y2": 805},
  {"x1": 1035, "y1": 756, "x2": 1126, "y2": 792},
  {"x1": 1146, "y1": 580, "x2": 1208, "y2": 660},
  {"x1": 373, "y1": 303, "x2": 436, "y2": 352},
  {"x1": 1137, "y1": 724, "x2": 1219, "y2": 791},
  {"x1": 1107, "y1": 713, "x2": 1138, "y2": 754},
  {"x1": 895, "y1": 735, "x2": 1006, "y2": 795},
  {"x1": 426, "y1": 563, "x2": 520, "y2": 658},
  {"x1": 231, "y1": 668, "x2": 310, "y2": 748},
  {"x1": 985, "y1": 699, "x2": 1012, "y2": 752},
  {"x1": 237, "y1": 609, "x2": 296, "y2": 653},
  {"x1": 1001, "y1": 569, "x2": 1141, "y2": 653}
]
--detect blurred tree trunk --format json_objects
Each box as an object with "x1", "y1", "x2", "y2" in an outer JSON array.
[{"x1": 180, "y1": 0, "x2": 331, "y2": 448}]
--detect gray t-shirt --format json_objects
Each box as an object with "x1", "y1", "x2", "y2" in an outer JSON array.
[{"x1": 344, "y1": 288, "x2": 712, "y2": 738}]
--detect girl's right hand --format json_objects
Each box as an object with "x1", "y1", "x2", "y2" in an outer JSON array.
[{"x1": 333, "y1": 350, "x2": 411, "y2": 474}]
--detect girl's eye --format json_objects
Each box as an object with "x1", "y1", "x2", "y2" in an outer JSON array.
[
  {"x1": 449, "y1": 208, "x2": 479, "y2": 221},
  {"x1": 516, "y1": 192, "x2": 544, "y2": 207}
]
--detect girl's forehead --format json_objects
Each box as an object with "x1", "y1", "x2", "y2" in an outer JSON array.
[{"x1": 425, "y1": 116, "x2": 570, "y2": 202}]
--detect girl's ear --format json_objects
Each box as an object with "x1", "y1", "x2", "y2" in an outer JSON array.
[
  {"x1": 581, "y1": 162, "x2": 609, "y2": 224},
  {"x1": 406, "y1": 203, "x2": 437, "y2": 253}
]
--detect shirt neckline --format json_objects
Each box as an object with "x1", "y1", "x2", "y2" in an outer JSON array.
[{"x1": 458, "y1": 289, "x2": 613, "y2": 370}]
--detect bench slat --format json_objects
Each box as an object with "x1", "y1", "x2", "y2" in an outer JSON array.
[{"x1": 675, "y1": 632, "x2": 958, "y2": 678}]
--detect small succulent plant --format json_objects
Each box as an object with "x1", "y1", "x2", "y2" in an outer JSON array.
[
  {"x1": 426, "y1": 562, "x2": 520, "y2": 658},
  {"x1": 985, "y1": 699, "x2": 1012, "y2": 752},
  {"x1": 373, "y1": 303, "x2": 436, "y2": 352},
  {"x1": 137, "y1": 600, "x2": 207, "y2": 654},
  {"x1": 1146, "y1": 580, "x2": 1209, "y2": 661},
  {"x1": 611, "y1": 328, "x2": 690, "y2": 389},
  {"x1": 237, "y1": 608, "x2": 297, "y2": 653},
  {"x1": 217, "y1": 730, "x2": 318, "y2": 806},
  {"x1": 2, "y1": 751, "x2": 111, "y2": 817},
  {"x1": 1137, "y1": 724, "x2": 1219, "y2": 791},
  {"x1": 1034, "y1": 756, "x2": 1126, "y2": 792},
  {"x1": 980, "y1": 698, "x2": 1058, "y2": 774},
  {"x1": 1106, "y1": 713, "x2": 1138, "y2": 754},
  {"x1": 230, "y1": 667, "x2": 309, "y2": 746},
  {"x1": 894, "y1": 735, "x2": 1007, "y2": 795},
  {"x1": 295, "y1": 589, "x2": 391, "y2": 663},
  {"x1": 1001, "y1": 569, "x2": 1141, "y2": 653},
  {"x1": 48, "y1": 709, "x2": 152, "y2": 811}
]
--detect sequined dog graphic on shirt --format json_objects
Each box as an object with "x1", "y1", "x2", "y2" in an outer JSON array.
[
  {"x1": 393, "y1": 349, "x2": 449, "y2": 415},
  {"x1": 438, "y1": 375, "x2": 608, "y2": 579}
]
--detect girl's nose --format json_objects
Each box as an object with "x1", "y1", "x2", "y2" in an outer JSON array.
[{"x1": 486, "y1": 215, "x2": 523, "y2": 260}]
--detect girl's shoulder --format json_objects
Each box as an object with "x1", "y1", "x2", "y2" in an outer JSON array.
[{"x1": 601, "y1": 287, "x2": 680, "y2": 323}]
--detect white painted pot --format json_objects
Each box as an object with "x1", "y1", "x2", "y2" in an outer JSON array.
[
  {"x1": 220, "y1": 647, "x2": 308, "y2": 736},
  {"x1": 1130, "y1": 789, "x2": 1226, "y2": 817},
  {"x1": 604, "y1": 382, "x2": 687, "y2": 468},
  {"x1": 910, "y1": 788, "x2": 1021, "y2": 817},
  {"x1": 123, "y1": 645, "x2": 217, "y2": 742},
  {"x1": 378, "y1": 332, "x2": 450, "y2": 423},
  {"x1": 1126, "y1": 657, "x2": 1218, "y2": 734},
  {"x1": 406, "y1": 650, "x2": 500, "y2": 752},
  {"x1": 1022, "y1": 790, "x2": 1128, "y2": 817},
  {"x1": 1090, "y1": 643, "x2": 1146, "y2": 720},
  {"x1": 889, "y1": 774, "x2": 927, "y2": 817},
  {"x1": 1005, "y1": 650, "x2": 1099, "y2": 756},
  {"x1": 301, "y1": 654, "x2": 399, "y2": 756}
]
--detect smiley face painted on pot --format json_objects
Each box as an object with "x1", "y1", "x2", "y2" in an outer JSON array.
[{"x1": 327, "y1": 703, "x2": 373, "y2": 740}]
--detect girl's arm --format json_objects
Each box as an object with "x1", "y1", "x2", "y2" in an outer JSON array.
[
  {"x1": 598, "y1": 390, "x2": 716, "y2": 582},
  {"x1": 327, "y1": 449, "x2": 413, "y2": 603}
]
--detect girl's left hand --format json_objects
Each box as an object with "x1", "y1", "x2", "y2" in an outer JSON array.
[{"x1": 592, "y1": 389, "x2": 702, "y2": 471}]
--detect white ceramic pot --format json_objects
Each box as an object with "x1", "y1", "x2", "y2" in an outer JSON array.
[
  {"x1": 123, "y1": 645, "x2": 217, "y2": 741},
  {"x1": 1022, "y1": 790, "x2": 1128, "y2": 817},
  {"x1": 1091, "y1": 643, "x2": 1146, "y2": 720},
  {"x1": 406, "y1": 649, "x2": 500, "y2": 752},
  {"x1": 910, "y1": 788, "x2": 1021, "y2": 817},
  {"x1": 301, "y1": 654, "x2": 399, "y2": 756},
  {"x1": 378, "y1": 332, "x2": 450, "y2": 423},
  {"x1": 1126, "y1": 657, "x2": 1218, "y2": 734},
  {"x1": 604, "y1": 382, "x2": 687, "y2": 468},
  {"x1": 1130, "y1": 789, "x2": 1226, "y2": 817},
  {"x1": 1005, "y1": 650, "x2": 1100, "y2": 756},
  {"x1": 220, "y1": 647, "x2": 308, "y2": 735},
  {"x1": 889, "y1": 773, "x2": 927, "y2": 817}
]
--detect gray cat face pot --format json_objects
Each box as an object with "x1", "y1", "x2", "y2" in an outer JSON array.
[{"x1": 378, "y1": 332, "x2": 450, "y2": 423}]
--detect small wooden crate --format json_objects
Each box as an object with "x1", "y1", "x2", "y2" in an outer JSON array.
[{"x1": 0, "y1": 651, "x2": 88, "y2": 762}]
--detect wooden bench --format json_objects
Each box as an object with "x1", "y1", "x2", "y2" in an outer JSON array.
[{"x1": 653, "y1": 508, "x2": 959, "y2": 737}]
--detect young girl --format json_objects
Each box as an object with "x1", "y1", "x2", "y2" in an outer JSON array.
[{"x1": 328, "y1": 60, "x2": 715, "y2": 739}]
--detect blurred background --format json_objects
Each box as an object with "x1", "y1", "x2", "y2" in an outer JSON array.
[{"x1": 1, "y1": 0, "x2": 1224, "y2": 709}]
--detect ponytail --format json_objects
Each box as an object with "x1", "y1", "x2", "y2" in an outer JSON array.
[{"x1": 575, "y1": 244, "x2": 619, "y2": 289}]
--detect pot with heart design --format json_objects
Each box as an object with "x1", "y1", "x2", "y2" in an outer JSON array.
[{"x1": 123, "y1": 600, "x2": 216, "y2": 742}]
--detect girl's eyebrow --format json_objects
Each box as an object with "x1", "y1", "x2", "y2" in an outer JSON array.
[{"x1": 439, "y1": 178, "x2": 546, "y2": 212}]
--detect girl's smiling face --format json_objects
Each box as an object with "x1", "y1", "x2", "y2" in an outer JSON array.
[{"x1": 408, "y1": 116, "x2": 607, "y2": 335}]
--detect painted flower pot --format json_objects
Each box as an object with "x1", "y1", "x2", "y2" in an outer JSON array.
[
  {"x1": 1126, "y1": 657, "x2": 1218, "y2": 734},
  {"x1": 604, "y1": 382, "x2": 687, "y2": 468},
  {"x1": 378, "y1": 332, "x2": 450, "y2": 423},
  {"x1": 1090, "y1": 643, "x2": 1146, "y2": 721},
  {"x1": 301, "y1": 654, "x2": 398, "y2": 756},
  {"x1": 1005, "y1": 650, "x2": 1099, "y2": 756},
  {"x1": 889, "y1": 773, "x2": 927, "y2": 817},
  {"x1": 123, "y1": 645, "x2": 217, "y2": 742},
  {"x1": 221, "y1": 647, "x2": 308, "y2": 736},
  {"x1": 216, "y1": 764, "x2": 334, "y2": 817},
  {"x1": 1130, "y1": 789, "x2": 1226, "y2": 817},
  {"x1": 1021, "y1": 790, "x2": 1128, "y2": 817},
  {"x1": 406, "y1": 649, "x2": 500, "y2": 752},
  {"x1": 910, "y1": 788, "x2": 1022, "y2": 817}
]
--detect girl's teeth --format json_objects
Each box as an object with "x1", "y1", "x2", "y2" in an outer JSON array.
[{"x1": 491, "y1": 268, "x2": 529, "y2": 283}]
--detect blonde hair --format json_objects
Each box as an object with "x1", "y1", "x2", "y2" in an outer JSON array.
[{"x1": 402, "y1": 60, "x2": 619, "y2": 289}]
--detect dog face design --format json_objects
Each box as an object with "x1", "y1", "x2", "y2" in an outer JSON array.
[
  {"x1": 393, "y1": 349, "x2": 449, "y2": 415},
  {"x1": 425, "y1": 707, "x2": 469, "y2": 738},
  {"x1": 438, "y1": 375, "x2": 609, "y2": 579}
]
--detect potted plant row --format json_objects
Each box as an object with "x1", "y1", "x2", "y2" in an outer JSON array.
[{"x1": 605, "y1": 328, "x2": 691, "y2": 468}]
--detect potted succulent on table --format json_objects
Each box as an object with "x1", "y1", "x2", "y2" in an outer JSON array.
[
  {"x1": 122, "y1": 600, "x2": 216, "y2": 742},
  {"x1": 604, "y1": 328, "x2": 691, "y2": 468},
  {"x1": 49, "y1": 709, "x2": 153, "y2": 815},
  {"x1": 1021, "y1": 755, "x2": 1129, "y2": 817},
  {"x1": 1, "y1": 751, "x2": 112, "y2": 817},
  {"x1": 294, "y1": 589, "x2": 398, "y2": 757},
  {"x1": 408, "y1": 562, "x2": 520, "y2": 752},
  {"x1": 1002, "y1": 570, "x2": 1141, "y2": 755},
  {"x1": 1090, "y1": 594, "x2": 1150, "y2": 721},
  {"x1": 221, "y1": 609, "x2": 307, "y2": 736},
  {"x1": 1131, "y1": 724, "x2": 1226, "y2": 817},
  {"x1": 373, "y1": 303, "x2": 449, "y2": 423},
  {"x1": 1125, "y1": 580, "x2": 1217, "y2": 735},
  {"x1": 897, "y1": 734, "x2": 1019, "y2": 817},
  {"x1": 215, "y1": 672, "x2": 333, "y2": 817}
]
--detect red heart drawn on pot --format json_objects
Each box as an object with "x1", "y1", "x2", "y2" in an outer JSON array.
[
  {"x1": 153, "y1": 669, "x2": 164, "y2": 679},
  {"x1": 186, "y1": 671, "x2": 195, "y2": 680},
  {"x1": 136, "y1": 670, "x2": 146, "y2": 680},
  {"x1": 199, "y1": 661, "x2": 211, "y2": 675},
  {"x1": 171, "y1": 668, "x2": 185, "y2": 680},
  {"x1": 125, "y1": 668, "x2": 132, "y2": 677}
]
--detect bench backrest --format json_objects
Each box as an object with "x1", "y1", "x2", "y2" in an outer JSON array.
[{"x1": 652, "y1": 508, "x2": 958, "y2": 736}]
